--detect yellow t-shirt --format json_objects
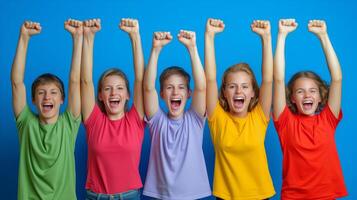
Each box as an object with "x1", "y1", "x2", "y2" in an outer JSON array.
[{"x1": 208, "y1": 103, "x2": 275, "y2": 200}]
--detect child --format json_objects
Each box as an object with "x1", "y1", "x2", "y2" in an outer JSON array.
[
  {"x1": 81, "y1": 18, "x2": 145, "y2": 200},
  {"x1": 205, "y1": 18, "x2": 275, "y2": 199},
  {"x1": 142, "y1": 30, "x2": 211, "y2": 199},
  {"x1": 273, "y1": 19, "x2": 347, "y2": 199},
  {"x1": 11, "y1": 19, "x2": 82, "y2": 200}
]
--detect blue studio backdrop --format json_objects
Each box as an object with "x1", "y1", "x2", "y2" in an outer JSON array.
[{"x1": 1, "y1": 0, "x2": 356, "y2": 199}]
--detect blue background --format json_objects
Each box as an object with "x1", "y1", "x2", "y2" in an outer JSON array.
[{"x1": 1, "y1": 0, "x2": 356, "y2": 199}]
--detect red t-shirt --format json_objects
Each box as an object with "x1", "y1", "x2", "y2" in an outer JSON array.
[
  {"x1": 273, "y1": 105, "x2": 347, "y2": 200},
  {"x1": 84, "y1": 104, "x2": 145, "y2": 194}
]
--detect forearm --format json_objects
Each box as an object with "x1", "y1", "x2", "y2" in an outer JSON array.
[
  {"x1": 188, "y1": 46, "x2": 206, "y2": 91},
  {"x1": 144, "y1": 47, "x2": 160, "y2": 91},
  {"x1": 11, "y1": 34, "x2": 29, "y2": 85},
  {"x1": 261, "y1": 34, "x2": 273, "y2": 84},
  {"x1": 274, "y1": 33, "x2": 287, "y2": 82},
  {"x1": 204, "y1": 33, "x2": 217, "y2": 82},
  {"x1": 81, "y1": 35, "x2": 95, "y2": 84},
  {"x1": 70, "y1": 35, "x2": 83, "y2": 83},
  {"x1": 129, "y1": 32, "x2": 145, "y2": 82},
  {"x1": 319, "y1": 34, "x2": 342, "y2": 82}
]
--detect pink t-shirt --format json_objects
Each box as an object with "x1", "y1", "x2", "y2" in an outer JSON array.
[{"x1": 84, "y1": 104, "x2": 145, "y2": 194}]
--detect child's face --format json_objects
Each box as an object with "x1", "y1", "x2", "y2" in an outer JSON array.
[
  {"x1": 160, "y1": 74, "x2": 190, "y2": 119},
  {"x1": 99, "y1": 75, "x2": 129, "y2": 119},
  {"x1": 223, "y1": 71, "x2": 255, "y2": 117},
  {"x1": 291, "y1": 77, "x2": 321, "y2": 116},
  {"x1": 32, "y1": 82, "x2": 63, "y2": 124}
]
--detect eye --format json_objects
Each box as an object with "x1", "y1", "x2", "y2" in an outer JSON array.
[
  {"x1": 51, "y1": 91, "x2": 58, "y2": 95},
  {"x1": 179, "y1": 85, "x2": 186, "y2": 90},
  {"x1": 38, "y1": 91, "x2": 44, "y2": 95},
  {"x1": 228, "y1": 84, "x2": 235, "y2": 89},
  {"x1": 103, "y1": 87, "x2": 110, "y2": 91},
  {"x1": 242, "y1": 85, "x2": 248, "y2": 89},
  {"x1": 117, "y1": 86, "x2": 124, "y2": 90}
]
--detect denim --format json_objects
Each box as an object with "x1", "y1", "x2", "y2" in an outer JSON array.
[{"x1": 86, "y1": 189, "x2": 141, "y2": 200}]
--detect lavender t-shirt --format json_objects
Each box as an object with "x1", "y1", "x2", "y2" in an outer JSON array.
[{"x1": 143, "y1": 108, "x2": 211, "y2": 200}]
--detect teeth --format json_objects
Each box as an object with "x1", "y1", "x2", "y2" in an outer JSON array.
[
  {"x1": 171, "y1": 98, "x2": 181, "y2": 101},
  {"x1": 234, "y1": 97, "x2": 244, "y2": 100},
  {"x1": 303, "y1": 100, "x2": 313, "y2": 104}
]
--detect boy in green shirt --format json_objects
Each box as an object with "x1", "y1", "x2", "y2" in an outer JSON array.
[{"x1": 11, "y1": 19, "x2": 82, "y2": 200}]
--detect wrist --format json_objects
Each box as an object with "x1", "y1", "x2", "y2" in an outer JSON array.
[{"x1": 205, "y1": 31, "x2": 216, "y2": 38}]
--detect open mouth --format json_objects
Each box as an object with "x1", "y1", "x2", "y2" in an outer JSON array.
[
  {"x1": 42, "y1": 103, "x2": 54, "y2": 112},
  {"x1": 170, "y1": 98, "x2": 182, "y2": 110},
  {"x1": 109, "y1": 99, "x2": 121, "y2": 107},
  {"x1": 233, "y1": 97, "x2": 245, "y2": 108},
  {"x1": 302, "y1": 100, "x2": 313, "y2": 110}
]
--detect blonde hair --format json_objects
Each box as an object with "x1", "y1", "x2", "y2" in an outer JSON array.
[
  {"x1": 219, "y1": 63, "x2": 259, "y2": 112},
  {"x1": 286, "y1": 71, "x2": 329, "y2": 114}
]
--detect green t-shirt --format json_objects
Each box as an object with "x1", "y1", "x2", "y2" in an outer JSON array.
[{"x1": 16, "y1": 105, "x2": 80, "y2": 200}]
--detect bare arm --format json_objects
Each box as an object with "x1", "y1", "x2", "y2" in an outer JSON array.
[
  {"x1": 81, "y1": 19, "x2": 101, "y2": 121},
  {"x1": 119, "y1": 18, "x2": 145, "y2": 119},
  {"x1": 251, "y1": 20, "x2": 273, "y2": 118},
  {"x1": 178, "y1": 30, "x2": 206, "y2": 116},
  {"x1": 11, "y1": 21, "x2": 41, "y2": 117},
  {"x1": 308, "y1": 20, "x2": 342, "y2": 118},
  {"x1": 143, "y1": 32, "x2": 172, "y2": 118},
  {"x1": 273, "y1": 19, "x2": 298, "y2": 119},
  {"x1": 65, "y1": 19, "x2": 83, "y2": 118},
  {"x1": 204, "y1": 18, "x2": 225, "y2": 117}
]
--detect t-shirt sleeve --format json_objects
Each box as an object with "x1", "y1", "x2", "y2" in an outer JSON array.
[
  {"x1": 254, "y1": 103, "x2": 269, "y2": 126},
  {"x1": 83, "y1": 104, "x2": 102, "y2": 133},
  {"x1": 321, "y1": 105, "x2": 343, "y2": 130},
  {"x1": 127, "y1": 105, "x2": 146, "y2": 130},
  {"x1": 144, "y1": 108, "x2": 165, "y2": 136},
  {"x1": 207, "y1": 103, "x2": 227, "y2": 142},
  {"x1": 15, "y1": 105, "x2": 35, "y2": 140},
  {"x1": 188, "y1": 107, "x2": 206, "y2": 130},
  {"x1": 273, "y1": 105, "x2": 292, "y2": 138},
  {"x1": 63, "y1": 108, "x2": 81, "y2": 142}
]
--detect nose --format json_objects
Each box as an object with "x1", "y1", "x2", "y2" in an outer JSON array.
[
  {"x1": 44, "y1": 92, "x2": 51, "y2": 99},
  {"x1": 304, "y1": 91, "x2": 312, "y2": 98},
  {"x1": 236, "y1": 86, "x2": 242, "y2": 94},
  {"x1": 172, "y1": 87, "x2": 178, "y2": 95}
]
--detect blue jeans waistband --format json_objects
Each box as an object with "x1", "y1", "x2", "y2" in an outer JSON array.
[{"x1": 86, "y1": 189, "x2": 140, "y2": 200}]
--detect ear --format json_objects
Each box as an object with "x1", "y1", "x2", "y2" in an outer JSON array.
[
  {"x1": 291, "y1": 96, "x2": 296, "y2": 104},
  {"x1": 160, "y1": 91, "x2": 164, "y2": 99},
  {"x1": 187, "y1": 89, "x2": 192, "y2": 98}
]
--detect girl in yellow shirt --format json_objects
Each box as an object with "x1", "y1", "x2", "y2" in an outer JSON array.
[{"x1": 204, "y1": 18, "x2": 275, "y2": 200}]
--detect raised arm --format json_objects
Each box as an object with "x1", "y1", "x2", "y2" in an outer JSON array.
[
  {"x1": 178, "y1": 30, "x2": 206, "y2": 117},
  {"x1": 143, "y1": 32, "x2": 172, "y2": 118},
  {"x1": 11, "y1": 21, "x2": 41, "y2": 117},
  {"x1": 273, "y1": 19, "x2": 298, "y2": 119},
  {"x1": 65, "y1": 19, "x2": 83, "y2": 118},
  {"x1": 308, "y1": 20, "x2": 342, "y2": 118},
  {"x1": 81, "y1": 19, "x2": 101, "y2": 121},
  {"x1": 119, "y1": 18, "x2": 145, "y2": 119},
  {"x1": 251, "y1": 20, "x2": 273, "y2": 118},
  {"x1": 204, "y1": 18, "x2": 225, "y2": 117}
]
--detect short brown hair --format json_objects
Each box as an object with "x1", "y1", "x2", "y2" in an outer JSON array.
[
  {"x1": 219, "y1": 63, "x2": 260, "y2": 112},
  {"x1": 97, "y1": 68, "x2": 130, "y2": 112},
  {"x1": 287, "y1": 71, "x2": 329, "y2": 114},
  {"x1": 31, "y1": 73, "x2": 65, "y2": 101},
  {"x1": 159, "y1": 66, "x2": 191, "y2": 92}
]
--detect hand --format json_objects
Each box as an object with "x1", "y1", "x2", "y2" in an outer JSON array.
[
  {"x1": 119, "y1": 18, "x2": 139, "y2": 34},
  {"x1": 21, "y1": 21, "x2": 42, "y2": 37},
  {"x1": 153, "y1": 32, "x2": 172, "y2": 48},
  {"x1": 278, "y1": 19, "x2": 298, "y2": 34},
  {"x1": 64, "y1": 19, "x2": 83, "y2": 37},
  {"x1": 308, "y1": 20, "x2": 327, "y2": 37},
  {"x1": 178, "y1": 30, "x2": 196, "y2": 48},
  {"x1": 206, "y1": 18, "x2": 225, "y2": 35},
  {"x1": 83, "y1": 19, "x2": 101, "y2": 36},
  {"x1": 251, "y1": 20, "x2": 271, "y2": 37}
]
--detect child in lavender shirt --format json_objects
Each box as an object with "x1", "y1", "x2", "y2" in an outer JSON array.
[{"x1": 143, "y1": 31, "x2": 211, "y2": 200}]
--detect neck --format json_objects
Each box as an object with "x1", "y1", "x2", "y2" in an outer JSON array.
[{"x1": 39, "y1": 115, "x2": 59, "y2": 125}]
